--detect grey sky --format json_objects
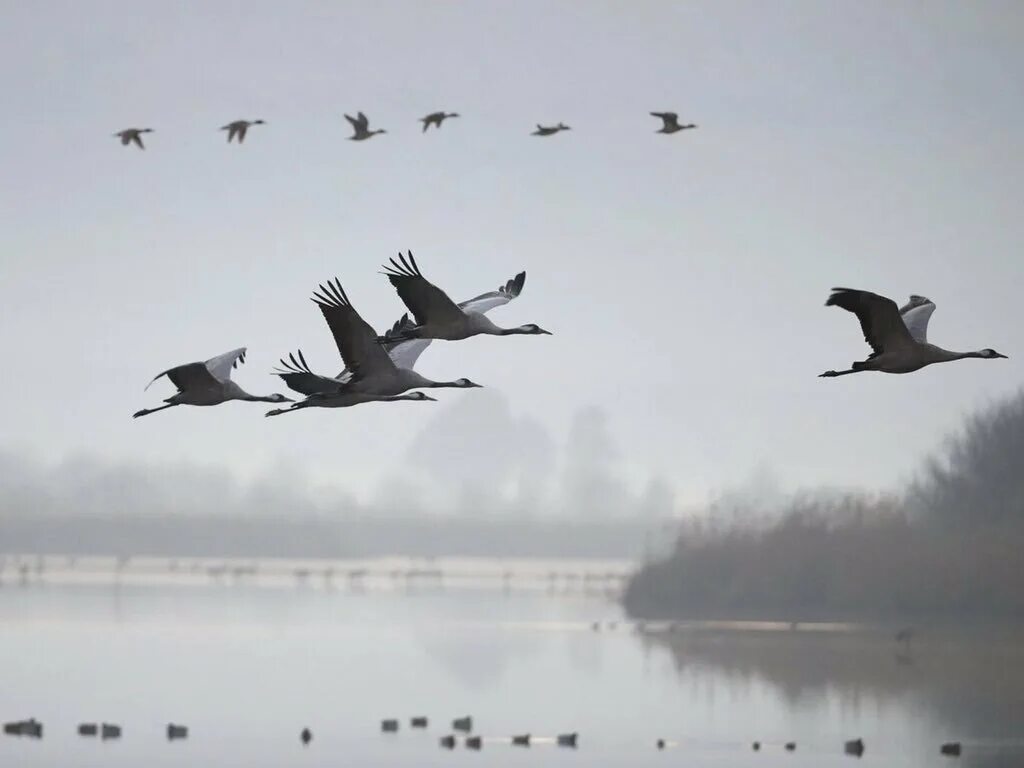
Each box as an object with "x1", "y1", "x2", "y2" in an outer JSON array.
[{"x1": 2, "y1": 1, "x2": 1022, "y2": 510}]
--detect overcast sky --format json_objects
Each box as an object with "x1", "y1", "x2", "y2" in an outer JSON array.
[{"x1": 2, "y1": 0, "x2": 1022, "y2": 511}]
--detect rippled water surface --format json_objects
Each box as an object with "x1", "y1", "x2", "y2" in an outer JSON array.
[{"x1": 1, "y1": 559, "x2": 1022, "y2": 767}]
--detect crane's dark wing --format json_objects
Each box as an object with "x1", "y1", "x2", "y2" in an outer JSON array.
[
  {"x1": 825, "y1": 288, "x2": 915, "y2": 355},
  {"x1": 312, "y1": 278, "x2": 397, "y2": 380},
  {"x1": 380, "y1": 251, "x2": 464, "y2": 326},
  {"x1": 273, "y1": 349, "x2": 346, "y2": 395}
]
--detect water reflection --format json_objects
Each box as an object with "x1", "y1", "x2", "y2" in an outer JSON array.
[
  {"x1": 644, "y1": 626, "x2": 1024, "y2": 768},
  {"x1": 0, "y1": 575, "x2": 1021, "y2": 768}
]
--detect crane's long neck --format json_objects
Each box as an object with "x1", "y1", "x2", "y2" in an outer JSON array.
[
  {"x1": 930, "y1": 347, "x2": 984, "y2": 363},
  {"x1": 239, "y1": 391, "x2": 286, "y2": 403}
]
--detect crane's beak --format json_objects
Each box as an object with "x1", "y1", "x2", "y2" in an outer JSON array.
[{"x1": 995, "y1": 352, "x2": 1009, "y2": 359}]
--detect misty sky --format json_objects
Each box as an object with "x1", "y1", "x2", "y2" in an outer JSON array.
[{"x1": 2, "y1": 1, "x2": 1023, "y2": 511}]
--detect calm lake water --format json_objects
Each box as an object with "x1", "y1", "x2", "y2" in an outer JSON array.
[{"x1": 1, "y1": 558, "x2": 1022, "y2": 767}]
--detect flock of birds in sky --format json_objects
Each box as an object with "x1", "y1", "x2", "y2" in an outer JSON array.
[
  {"x1": 127, "y1": 111, "x2": 1007, "y2": 420},
  {"x1": 133, "y1": 252, "x2": 550, "y2": 419},
  {"x1": 113, "y1": 110, "x2": 698, "y2": 148}
]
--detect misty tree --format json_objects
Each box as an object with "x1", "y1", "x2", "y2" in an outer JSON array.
[{"x1": 561, "y1": 406, "x2": 630, "y2": 518}]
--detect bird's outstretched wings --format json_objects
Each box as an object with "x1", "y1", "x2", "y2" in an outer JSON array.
[
  {"x1": 459, "y1": 271, "x2": 526, "y2": 315},
  {"x1": 205, "y1": 347, "x2": 248, "y2": 382},
  {"x1": 274, "y1": 350, "x2": 347, "y2": 396},
  {"x1": 898, "y1": 295, "x2": 936, "y2": 343},
  {"x1": 144, "y1": 346, "x2": 245, "y2": 392},
  {"x1": 380, "y1": 252, "x2": 464, "y2": 326},
  {"x1": 344, "y1": 112, "x2": 368, "y2": 131},
  {"x1": 312, "y1": 278, "x2": 396, "y2": 380},
  {"x1": 825, "y1": 288, "x2": 915, "y2": 355}
]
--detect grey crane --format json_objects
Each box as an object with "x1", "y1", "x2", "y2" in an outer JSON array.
[
  {"x1": 377, "y1": 252, "x2": 551, "y2": 343},
  {"x1": 133, "y1": 348, "x2": 292, "y2": 418},
  {"x1": 819, "y1": 288, "x2": 1006, "y2": 377},
  {"x1": 266, "y1": 279, "x2": 450, "y2": 416}
]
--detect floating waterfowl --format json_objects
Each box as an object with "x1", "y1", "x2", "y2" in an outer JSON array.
[
  {"x1": 844, "y1": 738, "x2": 864, "y2": 757},
  {"x1": 940, "y1": 742, "x2": 962, "y2": 757}
]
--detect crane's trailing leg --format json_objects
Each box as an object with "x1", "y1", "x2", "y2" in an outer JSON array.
[
  {"x1": 265, "y1": 403, "x2": 307, "y2": 417},
  {"x1": 132, "y1": 403, "x2": 178, "y2": 418},
  {"x1": 818, "y1": 368, "x2": 859, "y2": 378}
]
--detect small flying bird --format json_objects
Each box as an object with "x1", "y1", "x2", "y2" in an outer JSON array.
[
  {"x1": 220, "y1": 119, "x2": 265, "y2": 143},
  {"x1": 133, "y1": 348, "x2": 292, "y2": 418},
  {"x1": 532, "y1": 123, "x2": 570, "y2": 136},
  {"x1": 345, "y1": 111, "x2": 386, "y2": 140},
  {"x1": 114, "y1": 128, "x2": 153, "y2": 149},
  {"x1": 819, "y1": 288, "x2": 1007, "y2": 378},
  {"x1": 650, "y1": 112, "x2": 697, "y2": 134},
  {"x1": 378, "y1": 252, "x2": 552, "y2": 343},
  {"x1": 420, "y1": 111, "x2": 459, "y2": 132}
]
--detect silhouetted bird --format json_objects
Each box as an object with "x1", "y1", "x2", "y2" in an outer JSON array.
[
  {"x1": 133, "y1": 347, "x2": 291, "y2": 418},
  {"x1": 114, "y1": 128, "x2": 153, "y2": 149},
  {"x1": 650, "y1": 112, "x2": 696, "y2": 133},
  {"x1": 452, "y1": 716, "x2": 473, "y2": 733},
  {"x1": 411, "y1": 716, "x2": 428, "y2": 729},
  {"x1": 378, "y1": 252, "x2": 550, "y2": 343},
  {"x1": 101, "y1": 723, "x2": 121, "y2": 740},
  {"x1": 167, "y1": 723, "x2": 188, "y2": 741},
  {"x1": 557, "y1": 733, "x2": 578, "y2": 748},
  {"x1": 421, "y1": 111, "x2": 459, "y2": 131},
  {"x1": 466, "y1": 735, "x2": 483, "y2": 750},
  {"x1": 439, "y1": 734, "x2": 457, "y2": 749},
  {"x1": 301, "y1": 727, "x2": 312, "y2": 746},
  {"x1": 512, "y1": 733, "x2": 531, "y2": 747},
  {"x1": 78, "y1": 723, "x2": 98, "y2": 737},
  {"x1": 820, "y1": 288, "x2": 1007, "y2": 378},
  {"x1": 220, "y1": 119, "x2": 265, "y2": 143},
  {"x1": 345, "y1": 112, "x2": 386, "y2": 140},
  {"x1": 532, "y1": 123, "x2": 570, "y2": 136},
  {"x1": 784, "y1": 741, "x2": 796, "y2": 751},
  {"x1": 381, "y1": 719, "x2": 399, "y2": 733}
]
